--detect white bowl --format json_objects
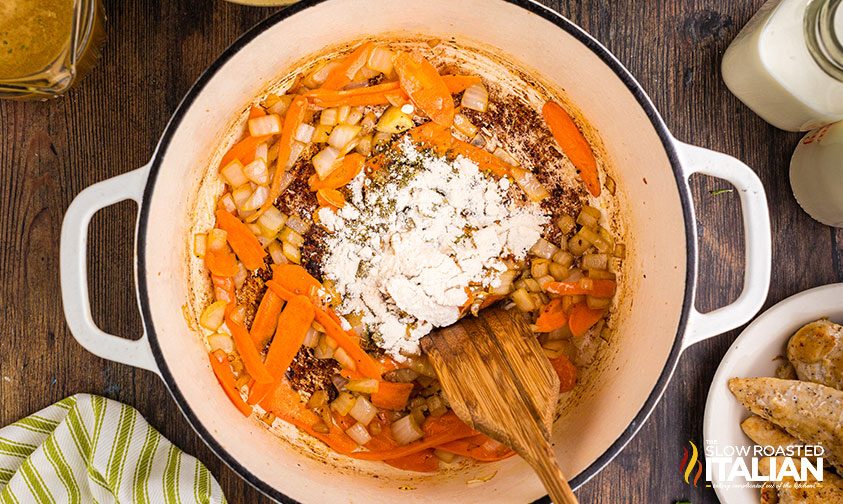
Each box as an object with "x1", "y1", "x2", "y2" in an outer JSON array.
[{"x1": 704, "y1": 283, "x2": 843, "y2": 504}]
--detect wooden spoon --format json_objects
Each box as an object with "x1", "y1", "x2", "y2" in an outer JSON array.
[{"x1": 420, "y1": 307, "x2": 578, "y2": 504}]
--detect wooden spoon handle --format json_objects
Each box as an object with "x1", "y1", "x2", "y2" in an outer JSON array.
[{"x1": 525, "y1": 441, "x2": 578, "y2": 504}]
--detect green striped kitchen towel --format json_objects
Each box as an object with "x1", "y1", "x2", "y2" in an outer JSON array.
[{"x1": 0, "y1": 394, "x2": 226, "y2": 504}]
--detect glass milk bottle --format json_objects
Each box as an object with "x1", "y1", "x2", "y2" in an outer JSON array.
[
  {"x1": 722, "y1": 0, "x2": 843, "y2": 131},
  {"x1": 790, "y1": 122, "x2": 843, "y2": 227}
]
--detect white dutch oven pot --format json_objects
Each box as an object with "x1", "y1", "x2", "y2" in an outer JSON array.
[{"x1": 59, "y1": 0, "x2": 772, "y2": 502}]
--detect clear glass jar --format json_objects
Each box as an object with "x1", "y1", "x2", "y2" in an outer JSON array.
[
  {"x1": 0, "y1": 0, "x2": 105, "y2": 100},
  {"x1": 722, "y1": 0, "x2": 843, "y2": 132}
]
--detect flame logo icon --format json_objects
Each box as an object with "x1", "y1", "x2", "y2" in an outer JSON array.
[{"x1": 680, "y1": 441, "x2": 703, "y2": 487}]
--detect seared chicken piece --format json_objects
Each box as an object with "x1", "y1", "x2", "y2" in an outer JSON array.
[
  {"x1": 758, "y1": 457, "x2": 843, "y2": 503},
  {"x1": 741, "y1": 415, "x2": 800, "y2": 448},
  {"x1": 728, "y1": 377, "x2": 843, "y2": 471},
  {"x1": 787, "y1": 319, "x2": 843, "y2": 389},
  {"x1": 775, "y1": 359, "x2": 798, "y2": 380}
]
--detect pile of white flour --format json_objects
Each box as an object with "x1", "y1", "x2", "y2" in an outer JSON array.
[{"x1": 317, "y1": 138, "x2": 547, "y2": 360}]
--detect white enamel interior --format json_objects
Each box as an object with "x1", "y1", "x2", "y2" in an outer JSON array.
[{"x1": 140, "y1": 0, "x2": 688, "y2": 501}]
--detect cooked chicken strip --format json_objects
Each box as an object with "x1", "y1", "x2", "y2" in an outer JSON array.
[
  {"x1": 741, "y1": 415, "x2": 801, "y2": 448},
  {"x1": 758, "y1": 456, "x2": 843, "y2": 504},
  {"x1": 788, "y1": 319, "x2": 843, "y2": 390},
  {"x1": 728, "y1": 377, "x2": 843, "y2": 471}
]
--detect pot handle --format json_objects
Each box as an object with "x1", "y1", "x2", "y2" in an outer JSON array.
[
  {"x1": 60, "y1": 165, "x2": 160, "y2": 375},
  {"x1": 674, "y1": 141, "x2": 771, "y2": 350}
]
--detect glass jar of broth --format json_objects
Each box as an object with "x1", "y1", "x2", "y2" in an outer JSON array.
[{"x1": 0, "y1": 0, "x2": 105, "y2": 100}]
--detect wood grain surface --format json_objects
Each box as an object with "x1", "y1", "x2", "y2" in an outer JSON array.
[{"x1": 0, "y1": 0, "x2": 841, "y2": 502}]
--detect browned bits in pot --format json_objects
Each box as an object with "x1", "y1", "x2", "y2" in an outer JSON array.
[{"x1": 287, "y1": 347, "x2": 341, "y2": 401}]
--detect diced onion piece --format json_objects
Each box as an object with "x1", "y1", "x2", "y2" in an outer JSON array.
[
  {"x1": 295, "y1": 123, "x2": 316, "y2": 143},
  {"x1": 193, "y1": 233, "x2": 207, "y2": 257},
  {"x1": 426, "y1": 395, "x2": 447, "y2": 417},
  {"x1": 303, "y1": 61, "x2": 338, "y2": 88},
  {"x1": 268, "y1": 240, "x2": 287, "y2": 264},
  {"x1": 587, "y1": 295, "x2": 612, "y2": 310},
  {"x1": 349, "y1": 396, "x2": 377, "y2": 425},
  {"x1": 320, "y1": 108, "x2": 339, "y2": 126},
  {"x1": 221, "y1": 160, "x2": 249, "y2": 188},
  {"x1": 510, "y1": 287, "x2": 536, "y2": 312},
  {"x1": 333, "y1": 347, "x2": 357, "y2": 370},
  {"x1": 556, "y1": 214, "x2": 576, "y2": 234},
  {"x1": 490, "y1": 269, "x2": 517, "y2": 295},
  {"x1": 233, "y1": 262, "x2": 249, "y2": 289},
  {"x1": 531, "y1": 259, "x2": 549, "y2": 278},
  {"x1": 331, "y1": 392, "x2": 356, "y2": 415},
  {"x1": 345, "y1": 422, "x2": 372, "y2": 445},
  {"x1": 511, "y1": 167, "x2": 549, "y2": 202},
  {"x1": 366, "y1": 46, "x2": 395, "y2": 74},
  {"x1": 337, "y1": 105, "x2": 351, "y2": 124},
  {"x1": 328, "y1": 124, "x2": 362, "y2": 151},
  {"x1": 582, "y1": 253, "x2": 608, "y2": 271},
  {"x1": 360, "y1": 112, "x2": 377, "y2": 132},
  {"x1": 312, "y1": 146, "x2": 341, "y2": 179},
  {"x1": 283, "y1": 141, "x2": 305, "y2": 170},
  {"x1": 243, "y1": 158, "x2": 269, "y2": 185},
  {"x1": 302, "y1": 326, "x2": 319, "y2": 348},
  {"x1": 373, "y1": 131, "x2": 392, "y2": 149},
  {"x1": 356, "y1": 134, "x2": 373, "y2": 157},
  {"x1": 614, "y1": 243, "x2": 627, "y2": 259},
  {"x1": 345, "y1": 108, "x2": 364, "y2": 126},
  {"x1": 314, "y1": 338, "x2": 334, "y2": 358},
  {"x1": 276, "y1": 170, "x2": 296, "y2": 194},
  {"x1": 493, "y1": 147, "x2": 518, "y2": 166},
  {"x1": 200, "y1": 300, "x2": 228, "y2": 330},
  {"x1": 207, "y1": 229, "x2": 228, "y2": 251},
  {"x1": 577, "y1": 205, "x2": 601, "y2": 229},
  {"x1": 280, "y1": 227, "x2": 305, "y2": 249},
  {"x1": 434, "y1": 449, "x2": 456, "y2": 463},
  {"x1": 524, "y1": 278, "x2": 541, "y2": 293},
  {"x1": 391, "y1": 414, "x2": 424, "y2": 445},
  {"x1": 453, "y1": 113, "x2": 478, "y2": 137},
  {"x1": 405, "y1": 355, "x2": 437, "y2": 378},
  {"x1": 313, "y1": 124, "x2": 332, "y2": 144},
  {"x1": 588, "y1": 269, "x2": 616, "y2": 280},
  {"x1": 605, "y1": 175, "x2": 617, "y2": 195},
  {"x1": 242, "y1": 185, "x2": 269, "y2": 211},
  {"x1": 530, "y1": 238, "x2": 559, "y2": 260},
  {"x1": 219, "y1": 193, "x2": 237, "y2": 214},
  {"x1": 257, "y1": 206, "x2": 288, "y2": 237},
  {"x1": 285, "y1": 214, "x2": 311, "y2": 234},
  {"x1": 266, "y1": 95, "x2": 293, "y2": 115},
  {"x1": 282, "y1": 242, "x2": 301, "y2": 264},
  {"x1": 549, "y1": 262, "x2": 570, "y2": 281},
  {"x1": 537, "y1": 275, "x2": 555, "y2": 291},
  {"x1": 460, "y1": 83, "x2": 489, "y2": 112},
  {"x1": 324, "y1": 335, "x2": 337, "y2": 349},
  {"x1": 346, "y1": 378, "x2": 379, "y2": 394},
  {"x1": 207, "y1": 332, "x2": 235, "y2": 354},
  {"x1": 376, "y1": 106, "x2": 414, "y2": 134},
  {"x1": 231, "y1": 185, "x2": 253, "y2": 213},
  {"x1": 253, "y1": 142, "x2": 268, "y2": 163},
  {"x1": 248, "y1": 114, "x2": 282, "y2": 137},
  {"x1": 568, "y1": 231, "x2": 592, "y2": 256}
]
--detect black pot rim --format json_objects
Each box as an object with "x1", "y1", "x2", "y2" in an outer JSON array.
[{"x1": 136, "y1": 1, "x2": 694, "y2": 502}]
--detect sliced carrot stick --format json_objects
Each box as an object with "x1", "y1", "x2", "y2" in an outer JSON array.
[
  {"x1": 394, "y1": 52, "x2": 455, "y2": 126},
  {"x1": 546, "y1": 279, "x2": 616, "y2": 298},
  {"x1": 259, "y1": 380, "x2": 358, "y2": 455},
  {"x1": 225, "y1": 309, "x2": 275, "y2": 384},
  {"x1": 265, "y1": 279, "x2": 294, "y2": 302},
  {"x1": 250, "y1": 290, "x2": 284, "y2": 348},
  {"x1": 271, "y1": 264, "x2": 322, "y2": 297},
  {"x1": 249, "y1": 95, "x2": 308, "y2": 222},
  {"x1": 406, "y1": 121, "x2": 453, "y2": 152},
  {"x1": 450, "y1": 139, "x2": 512, "y2": 177},
  {"x1": 441, "y1": 75, "x2": 482, "y2": 94},
  {"x1": 209, "y1": 350, "x2": 252, "y2": 416},
  {"x1": 321, "y1": 41, "x2": 375, "y2": 91},
  {"x1": 550, "y1": 354, "x2": 578, "y2": 392},
  {"x1": 215, "y1": 209, "x2": 267, "y2": 270},
  {"x1": 211, "y1": 274, "x2": 236, "y2": 303},
  {"x1": 370, "y1": 381, "x2": 414, "y2": 410},
  {"x1": 313, "y1": 307, "x2": 383, "y2": 379},
  {"x1": 542, "y1": 101, "x2": 600, "y2": 197},
  {"x1": 219, "y1": 134, "x2": 271, "y2": 170},
  {"x1": 316, "y1": 188, "x2": 346, "y2": 209},
  {"x1": 349, "y1": 412, "x2": 475, "y2": 461},
  {"x1": 568, "y1": 302, "x2": 605, "y2": 338},
  {"x1": 248, "y1": 105, "x2": 266, "y2": 119},
  {"x1": 384, "y1": 449, "x2": 439, "y2": 472},
  {"x1": 308, "y1": 153, "x2": 365, "y2": 190},
  {"x1": 305, "y1": 80, "x2": 401, "y2": 107},
  {"x1": 534, "y1": 298, "x2": 568, "y2": 333},
  {"x1": 264, "y1": 295, "x2": 315, "y2": 376},
  {"x1": 436, "y1": 433, "x2": 515, "y2": 462},
  {"x1": 205, "y1": 247, "x2": 239, "y2": 277}
]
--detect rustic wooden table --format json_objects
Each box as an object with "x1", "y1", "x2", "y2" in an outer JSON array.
[{"x1": 1, "y1": 0, "x2": 841, "y2": 502}]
